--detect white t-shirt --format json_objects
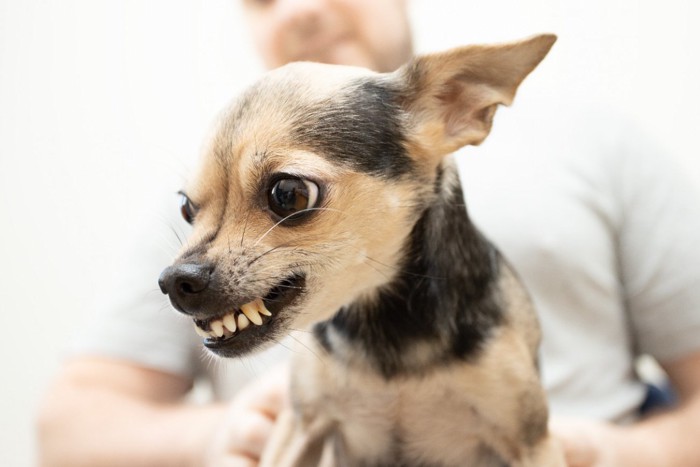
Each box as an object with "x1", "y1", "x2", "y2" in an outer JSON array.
[
  {"x1": 75, "y1": 105, "x2": 700, "y2": 422},
  {"x1": 459, "y1": 105, "x2": 700, "y2": 421}
]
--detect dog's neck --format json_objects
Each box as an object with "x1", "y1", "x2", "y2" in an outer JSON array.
[{"x1": 313, "y1": 164, "x2": 505, "y2": 378}]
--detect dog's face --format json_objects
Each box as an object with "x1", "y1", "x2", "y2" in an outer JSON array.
[{"x1": 159, "y1": 35, "x2": 555, "y2": 357}]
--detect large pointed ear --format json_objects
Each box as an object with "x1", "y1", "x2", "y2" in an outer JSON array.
[{"x1": 393, "y1": 34, "x2": 556, "y2": 162}]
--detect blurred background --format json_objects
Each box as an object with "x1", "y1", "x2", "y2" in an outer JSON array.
[{"x1": 1, "y1": 0, "x2": 699, "y2": 465}]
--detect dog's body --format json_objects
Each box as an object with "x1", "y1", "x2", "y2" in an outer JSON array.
[{"x1": 160, "y1": 34, "x2": 564, "y2": 466}]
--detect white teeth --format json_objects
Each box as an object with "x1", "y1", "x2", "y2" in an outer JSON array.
[
  {"x1": 193, "y1": 297, "x2": 271, "y2": 340},
  {"x1": 255, "y1": 298, "x2": 272, "y2": 317},
  {"x1": 223, "y1": 313, "x2": 237, "y2": 333},
  {"x1": 194, "y1": 323, "x2": 210, "y2": 339},
  {"x1": 241, "y1": 302, "x2": 263, "y2": 325},
  {"x1": 237, "y1": 313, "x2": 250, "y2": 330},
  {"x1": 210, "y1": 320, "x2": 224, "y2": 338}
]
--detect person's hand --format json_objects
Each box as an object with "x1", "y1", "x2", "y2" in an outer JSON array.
[
  {"x1": 550, "y1": 417, "x2": 621, "y2": 467},
  {"x1": 202, "y1": 364, "x2": 290, "y2": 467}
]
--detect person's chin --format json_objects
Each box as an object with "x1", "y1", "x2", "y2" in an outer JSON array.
[{"x1": 324, "y1": 45, "x2": 376, "y2": 70}]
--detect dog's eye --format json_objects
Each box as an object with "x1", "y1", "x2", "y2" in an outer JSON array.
[
  {"x1": 268, "y1": 177, "x2": 319, "y2": 221},
  {"x1": 179, "y1": 192, "x2": 198, "y2": 225}
]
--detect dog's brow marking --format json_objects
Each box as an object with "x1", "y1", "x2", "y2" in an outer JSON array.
[{"x1": 290, "y1": 79, "x2": 413, "y2": 179}]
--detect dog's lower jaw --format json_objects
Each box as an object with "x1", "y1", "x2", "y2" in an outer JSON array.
[{"x1": 196, "y1": 274, "x2": 309, "y2": 357}]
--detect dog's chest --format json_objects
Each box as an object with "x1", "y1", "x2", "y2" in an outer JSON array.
[{"x1": 293, "y1": 356, "x2": 503, "y2": 466}]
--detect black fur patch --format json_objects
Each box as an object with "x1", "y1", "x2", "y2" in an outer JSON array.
[
  {"x1": 314, "y1": 167, "x2": 504, "y2": 378},
  {"x1": 291, "y1": 79, "x2": 413, "y2": 179}
]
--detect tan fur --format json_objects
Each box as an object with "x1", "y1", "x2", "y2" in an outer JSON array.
[
  {"x1": 400, "y1": 34, "x2": 556, "y2": 163},
  {"x1": 184, "y1": 146, "x2": 426, "y2": 329},
  {"x1": 263, "y1": 262, "x2": 558, "y2": 467}
]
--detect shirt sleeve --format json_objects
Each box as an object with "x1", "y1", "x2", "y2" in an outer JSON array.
[
  {"x1": 70, "y1": 194, "x2": 204, "y2": 379},
  {"x1": 614, "y1": 123, "x2": 700, "y2": 363}
]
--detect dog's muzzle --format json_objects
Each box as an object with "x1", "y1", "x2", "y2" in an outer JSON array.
[{"x1": 158, "y1": 261, "x2": 306, "y2": 353}]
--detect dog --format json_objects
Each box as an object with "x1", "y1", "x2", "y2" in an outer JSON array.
[{"x1": 159, "y1": 34, "x2": 564, "y2": 466}]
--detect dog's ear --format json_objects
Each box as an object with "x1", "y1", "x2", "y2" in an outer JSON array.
[{"x1": 393, "y1": 34, "x2": 556, "y2": 162}]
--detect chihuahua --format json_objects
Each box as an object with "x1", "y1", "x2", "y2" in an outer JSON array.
[{"x1": 159, "y1": 34, "x2": 564, "y2": 466}]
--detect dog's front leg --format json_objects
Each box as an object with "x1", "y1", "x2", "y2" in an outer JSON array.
[
  {"x1": 515, "y1": 435, "x2": 566, "y2": 467},
  {"x1": 259, "y1": 408, "x2": 335, "y2": 467}
]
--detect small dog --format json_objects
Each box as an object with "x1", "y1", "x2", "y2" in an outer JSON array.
[{"x1": 159, "y1": 34, "x2": 564, "y2": 466}]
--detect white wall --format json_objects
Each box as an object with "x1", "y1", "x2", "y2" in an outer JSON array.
[{"x1": 1, "y1": 1, "x2": 698, "y2": 465}]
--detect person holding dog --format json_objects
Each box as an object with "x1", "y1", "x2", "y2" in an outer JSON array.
[{"x1": 37, "y1": 0, "x2": 700, "y2": 466}]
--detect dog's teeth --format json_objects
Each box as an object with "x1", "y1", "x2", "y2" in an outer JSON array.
[
  {"x1": 210, "y1": 320, "x2": 225, "y2": 338},
  {"x1": 189, "y1": 303, "x2": 265, "y2": 340},
  {"x1": 237, "y1": 313, "x2": 250, "y2": 330},
  {"x1": 223, "y1": 313, "x2": 237, "y2": 333},
  {"x1": 241, "y1": 302, "x2": 263, "y2": 325},
  {"x1": 255, "y1": 298, "x2": 272, "y2": 317},
  {"x1": 193, "y1": 323, "x2": 210, "y2": 339}
]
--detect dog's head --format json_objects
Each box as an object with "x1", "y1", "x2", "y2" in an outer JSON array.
[{"x1": 158, "y1": 35, "x2": 555, "y2": 357}]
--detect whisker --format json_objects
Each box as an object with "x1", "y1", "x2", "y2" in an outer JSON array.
[
  {"x1": 252, "y1": 207, "x2": 345, "y2": 248},
  {"x1": 270, "y1": 337, "x2": 296, "y2": 354},
  {"x1": 154, "y1": 220, "x2": 187, "y2": 257},
  {"x1": 288, "y1": 331, "x2": 325, "y2": 363},
  {"x1": 240, "y1": 210, "x2": 252, "y2": 249},
  {"x1": 271, "y1": 284, "x2": 304, "y2": 290},
  {"x1": 199, "y1": 346, "x2": 223, "y2": 375},
  {"x1": 363, "y1": 255, "x2": 445, "y2": 281},
  {"x1": 359, "y1": 256, "x2": 395, "y2": 282},
  {"x1": 247, "y1": 241, "x2": 305, "y2": 267}
]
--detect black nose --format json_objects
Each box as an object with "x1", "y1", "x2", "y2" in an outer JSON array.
[{"x1": 158, "y1": 263, "x2": 213, "y2": 314}]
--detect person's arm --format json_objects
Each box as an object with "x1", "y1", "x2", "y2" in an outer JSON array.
[
  {"x1": 552, "y1": 349, "x2": 700, "y2": 467},
  {"x1": 37, "y1": 356, "x2": 288, "y2": 467},
  {"x1": 36, "y1": 357, "x2": 223, "y2": 467}
]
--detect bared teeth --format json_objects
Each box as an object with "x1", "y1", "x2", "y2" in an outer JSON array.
[
  {"x1": 192, "y1": 297, "x2": 272, "y2": 341},
  {"x1": 193, "y1": 322, "x2": 211, "y2": 339},
  {"x1": 237, "y1": 313, "x2": 250, "y2": 330},
  {"x1": 255, "y1": 298, "x2": 272, "y2": 317},
  {"x1": 241, "y1": 302, "x2": 263, "y2": 325},
  {"x1": 210, "y1": 320, "x2": 225, "y2": 338},
  {"x1": 223, "y1": 313, "x2": 237, "y2": 333}
]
